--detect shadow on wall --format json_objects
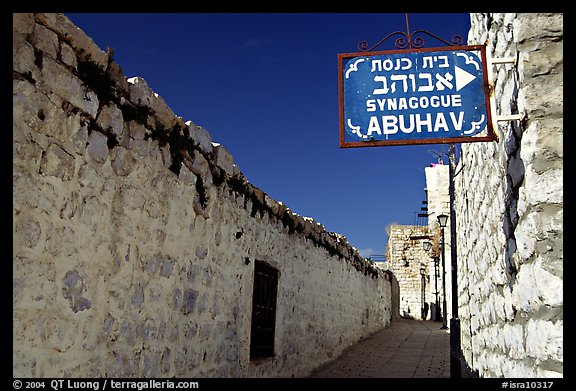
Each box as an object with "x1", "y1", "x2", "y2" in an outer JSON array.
[{"x1": 387, "y1": 270, "x2": 401, "y2": 319}]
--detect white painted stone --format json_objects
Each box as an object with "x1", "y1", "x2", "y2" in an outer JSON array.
[
  {"x1": 502, "y1": 323, "x2": 525, "y2": 359},
  {"x1": 513, "y1": 13, "x2": 563, "y2": 44},
  {"x1": 511, "y1": 262, "x2": 539, "y2": 312},
  {"x1": 525, "y1": 318, "x2": 563, "y2": 362},
  {"x1": 456, "y1": 13, "x2": 563, "y2": 378},
  {"x1": 523, "y1": 168, "x2": 563, "y2": 205},
  {"x1": 502, "y1": 285, "x2": 515, "y2": 321},
  {"x1": 533, "y1": 258, "x2": 563, "y2": 307}
]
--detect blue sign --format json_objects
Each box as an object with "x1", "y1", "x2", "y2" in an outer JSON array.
[{"x1": 339, "y1": 45, "x2": 495, "y2": 147}]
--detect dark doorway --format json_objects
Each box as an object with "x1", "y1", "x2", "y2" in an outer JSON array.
[{"x1": 250, "y1": 261, "x2": 279, "y2": 360}]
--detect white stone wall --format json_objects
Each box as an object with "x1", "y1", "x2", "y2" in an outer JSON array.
[
  {"x1": 425, "y1": 164, "x2": 452, "y2": 320},
  {"x1": 455, "y1": 13, "x2": 563, "y2": 377},
  {"x1": 13, "y1": 13, "x2": 391, "y2": 377}
]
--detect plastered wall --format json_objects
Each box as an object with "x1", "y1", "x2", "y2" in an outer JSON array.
[{"x1": 13, "y1": 13, "x2": 392, "y2": 378}]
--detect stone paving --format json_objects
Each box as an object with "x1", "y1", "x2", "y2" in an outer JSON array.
[{"x1": 308, "y1": 318, "x2": 449, "y2": 378}]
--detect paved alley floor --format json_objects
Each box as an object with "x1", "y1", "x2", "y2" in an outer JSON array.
[{"x1": 308, "y1": 318, "x2": 450, "y2": 378}]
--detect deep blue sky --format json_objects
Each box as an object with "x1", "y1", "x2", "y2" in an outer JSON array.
[{"x1": 66, "y1": 13, "x2": 471, "y2": 258}]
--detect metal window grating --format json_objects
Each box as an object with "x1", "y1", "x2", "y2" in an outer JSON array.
[{"x1": 249, "y1": 261, "x2": 278, "y2": 360}]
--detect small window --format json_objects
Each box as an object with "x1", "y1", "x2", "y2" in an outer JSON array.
[{"x1": 250, "y1": 261, "x2": 278, "y2": 360}]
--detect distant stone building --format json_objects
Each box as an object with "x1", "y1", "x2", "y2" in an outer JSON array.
[
  {"x1": 385, "y1": 163, "x2": 451, "y2": 323},
  {"x1": 385, "y1": 224, "x2": 429, "y2": 320}
]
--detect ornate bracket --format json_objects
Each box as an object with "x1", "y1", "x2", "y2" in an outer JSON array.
[{"x1": 358, "y1": 14, "x2": 465, "y2": 52}]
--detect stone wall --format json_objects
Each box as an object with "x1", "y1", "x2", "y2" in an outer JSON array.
[
  {"x1": 455, "y1": 13, "x2": 563, "y2": 377},
  {"x1": 13, "y1": 13, "x2": 392, "y2": 378}
]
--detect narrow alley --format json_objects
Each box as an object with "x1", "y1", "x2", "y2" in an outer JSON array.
[{"x1": 308, "y1": 319, "x2": 449, "y2": 378}]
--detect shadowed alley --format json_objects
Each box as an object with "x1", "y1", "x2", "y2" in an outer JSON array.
[{"x1": 308, "y1": 319, "x2": 449, "y2": 378}]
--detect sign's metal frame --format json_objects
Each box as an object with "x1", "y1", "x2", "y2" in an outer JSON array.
[{"x1": 338, "y1": 44, "x2": 497, "y2": 148}]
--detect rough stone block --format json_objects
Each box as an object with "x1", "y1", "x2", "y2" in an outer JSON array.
[
  {"x1": 524, "y1": 318, "x2": 563, "y2": 362},
  {"x1": 13, "y1": 13, "x2": 35, "y2": 36},
  {"x1": 143, "y1": 352, "x2": 160, "y2": 378},
  {"x1": 13, "y1": 79, "x2": 52, "y2": 138},
  {"x1": 524, "y1": 87, "x2": 563, "y2": 121},
  {"x1": 250, "y1": 185, "x2": 265, "y2": 205},
  {"x1": 30, "y1": 23, "x2": 59, "y2": 60},
  {"x1": 161, "y1": 145, "x2": 172, "y2": 169},
  {"x1": 36, "y1": 106, "x2": 87, "y2": 155},
  {"x1": 111, "y1": 146, "x2": 136, "y2": 176},
  {"x1": 186, "y1": 121, "x2": 213, "y2": 154},
  {"x1": 34, "y1": 13, "x2": 108, "y2": 69},
  {"x1": 128, "y1": 121, "x2": 147, "y2": 141},
  {"x1": 301, "y1": 217, "x2": 316, "y2": 236},
  {"x1": 161, "y1": 348, "x2": 171, "y2": 374},
  {"x1": 182, "y1": 289, "x2": 198, "y2": 315},
  {"x1": 523, "y1": 41, "x2": 563, "y2": 80},
  {"x1": 13, "y1": 214, "x2": 42, "y2": 249},
  {"x1": 87, "y1": 131, "x2": 109, "y2": 163},
  {"x1": 514, "y1": 13, "x2": 563, "y2": 44},
  {"x1": 13, "y1": 32, "x2": 36, "y2": 75},
  {"x1": 524, "y1": 168, "x2": 562, "y2": 205},
  {"x1": 127, "y1": 76, "x2": 176, "y2": 130},
  {"x1": 62, "y1": 269, "x2": 92, "y2": 313},
  {"x1": 264, "y1": 194, "x2": 280, "y2": 215},
  {"x1": 183, "y1": 150, "x2": 212, "y2": 187},
  {"x1": 520, "y1": 121, "x2": 563, "y2": 174},
  {"x1": 130, "y1": 139, "x2": 153, "y2": 157},
  {"x1": 39, "y1": 143, "x2": 75, "y2": 181},
  {"x1": 131, "y1": 284, "x2": 145, "y2": 309},
  {"x1": 211, "y1": 143, "x2": 234, "y2": 177},
  {"x1": 126, "y1": 76, "x2": 152, "y2": 106},
  {"x1": 71, "y1": 121, "x2": 89, "y2": 156},
  {"x1": 40, "y1": 56, "x2": 99, "y2": 117},
  {"x1": 106, "y1": 61, "x2": 130, "y2": 96},
  {"x1": 59, "y1": 42, "x2": 77, "y2": 68},
  {"x1": 13, "y1": 133, "x2": 43, "y2": 174},
  {"x1": 96, "y1": 103, "x2": 124, "y2": 138},
  {"x1": 13, "y1": 255, "x2": 57, "y2": 309}
]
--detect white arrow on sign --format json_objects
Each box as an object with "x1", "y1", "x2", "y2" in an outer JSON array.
[{"x1": 454, "y1": 66, "x2": 476, "y2": 91}]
